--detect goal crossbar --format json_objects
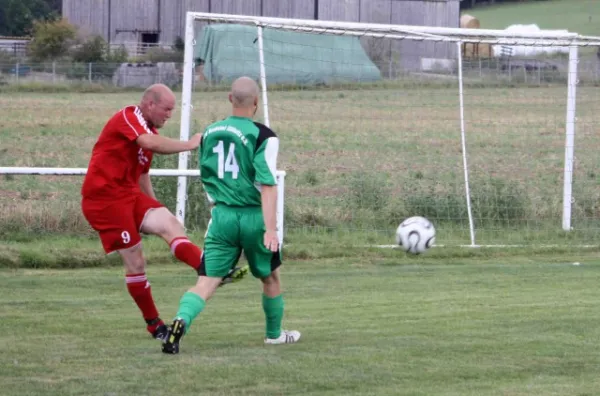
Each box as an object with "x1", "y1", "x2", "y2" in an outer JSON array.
[
  {"x1": 187, "y1": 12, "x2": 600, "y2": 46},
  {"x1": 261, "y1": 26, "x2": 600, "y2": 47},
  {"x1": 240, "y1": 25, "x2": 598, "y2": 47}
]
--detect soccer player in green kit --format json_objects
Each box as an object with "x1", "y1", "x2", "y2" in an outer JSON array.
[{"x1": 161, "y1": 76, "x2": 301, "y2": 354}]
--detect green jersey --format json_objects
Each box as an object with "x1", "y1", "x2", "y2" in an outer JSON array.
[{"x1": 199, "y1": 116, "x2": 279, "y2": 207}]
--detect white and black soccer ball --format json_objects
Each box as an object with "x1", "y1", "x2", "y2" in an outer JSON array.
[{"x1": 395, "y1": 216, "x2": 436, "y2": 254}]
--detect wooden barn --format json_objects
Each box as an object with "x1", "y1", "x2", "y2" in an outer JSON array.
[{"x1": 62, "y1": 0, "x2": 460, "y2": 72}]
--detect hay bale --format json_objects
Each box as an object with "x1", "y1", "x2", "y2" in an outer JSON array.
[
  {"x1": 460, "y1": 14, "x2": 481, "y2": 29},
  {"x1": 463, "y1": 42, "x2": 494, "y2": 58},
  {"x1": 460, "y1": 14, "x2": 493, "y2": 58}
]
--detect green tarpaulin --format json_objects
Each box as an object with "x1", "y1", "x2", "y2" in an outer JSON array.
[{"x1": 195, "y1": 24, "x2": 382, "y2": 85}]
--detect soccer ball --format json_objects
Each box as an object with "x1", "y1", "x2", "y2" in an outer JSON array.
[{"x1": 395, "y1": 216, "x2": 436, "y2": 254}]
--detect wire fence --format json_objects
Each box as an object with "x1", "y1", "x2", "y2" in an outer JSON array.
[
  {"x1": 1, "y1": 56, "x2": 600, "y2": 89},
  {"x1": 0, "y1": 41, "x2": 173, "y2": 60},
  {"x1": 0, "y1": 61, "x2": 182, "y2": 88}
]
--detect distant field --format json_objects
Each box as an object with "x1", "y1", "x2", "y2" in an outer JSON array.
[
  {"x1": 469, "y1": 0, "x2": 600, "y2": 36},
  {"x1": 1, "y1": 82, "x2": 600, "y2": 251}
]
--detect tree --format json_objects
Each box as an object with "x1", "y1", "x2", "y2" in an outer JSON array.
[
  {"x1": 44, "y1": 0, "x2": 62, "y2": 14},
  {"x1": 72, "y1": 35, "x2": 107, "y2": 63},
  {"x1": 28, "y1": 18, "x2": 77, "y2": 61},
  {"x1": 0, "y1": 0, "x2": 59, "y2": 37}
]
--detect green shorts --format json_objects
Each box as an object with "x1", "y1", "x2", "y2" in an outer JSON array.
[{"x1": 198, "y1": 205, "x2": 281, "y2": 279}]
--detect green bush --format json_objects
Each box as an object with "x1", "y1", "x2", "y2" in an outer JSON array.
[
  {"x1": 28, "y1": 18, "x2": 77, "y2": 62},
  {"x1": 151, "y1": 154, "x2": 209, "y2": 231},
  {"x1": 470, "y1": 177, "x2": 528, "y2": 226},
  {"x1": 0, "y1": 51, "x2": 20, "y2": 73},
  {"x1": 71, "y1": 35, "x2": 106, "y2": 63},
  {"x1": 401, "y1": 177, "x2": 528, "y2": 227},
  {"x1": 107, "y1": 46, "x2": 128, "y2": 63},
  {"x1": 284, "y1": 174, "x2": 530, "y2": 232},
  {"x1": 64, "y1": 62, "x2": 87, "y2": 80},
  {"x1": 343, "y1": 170, "x2": 390, "y2": 212},
  {"x1": 68, "y1": 37, "x2": 128, "y2": 81},
  {"x1": 404, "y1": 186, "x2": 468, "y2": 223}
]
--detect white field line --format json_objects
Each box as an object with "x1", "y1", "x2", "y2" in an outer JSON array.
[{"x1": 369, "y1": 244, "x2": 600, "y2": 249}]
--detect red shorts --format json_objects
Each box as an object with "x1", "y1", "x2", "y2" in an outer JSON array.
[{"x1": 82, "y1": 193, "x2": 164, "y2": 254}]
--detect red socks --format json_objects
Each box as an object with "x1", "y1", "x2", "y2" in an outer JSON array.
[
  {"x1": 169, "y1": 237, "x2": 202, "y2": 270},
  {"x1": 126, "y1": 273, "x2": 160, "y2": 324},
  {"x1": 124, "y1": 238, "x2": 201, "y2": 336}
]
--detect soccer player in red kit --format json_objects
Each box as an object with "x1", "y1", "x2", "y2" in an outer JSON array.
[{"x1": 81, "y1": 84, "x2": 247, "y2": 341}]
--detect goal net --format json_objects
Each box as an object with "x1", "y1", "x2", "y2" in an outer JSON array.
[{"x1": 178, "y1": 13, "x2": 600, "y2": 248}]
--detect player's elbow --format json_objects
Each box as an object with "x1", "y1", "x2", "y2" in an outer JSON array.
[
  {"x1": 260, "y1": 184, "x2": 278, "y2": 201},
  {"x1": 260, "y1": 184, "x2": 277, "y2": 194}
]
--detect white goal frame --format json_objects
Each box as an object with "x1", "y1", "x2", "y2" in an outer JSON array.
[
  {"x1": 177, "y1": 12, "x2": 600, "y2": 245},
  {"x1": 2, "y1": 13, "x2": 600, "y2": 247}
]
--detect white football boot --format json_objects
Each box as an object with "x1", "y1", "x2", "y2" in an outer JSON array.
[{"x1": 264, "y1": 330, "x2": 301, "y2": 345}]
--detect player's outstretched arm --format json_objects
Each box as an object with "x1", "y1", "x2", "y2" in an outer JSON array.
[
  {"x1": 136, "y1": 133, "x2": 202, "y2": 154},
  {"x1": 261, "y1": 185, "x2": 279, "y2": 252}
]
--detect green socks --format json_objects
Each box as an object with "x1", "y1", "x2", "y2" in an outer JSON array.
[
  {"x1": 262, "y1": 294, "x2": 284, "y2": 339},
  {"x1": 175, "y1": 292, "x2": 283, "y2": 338},
  {"x1": 175, "y1": 291, "x2": 206, "y2": 332}
]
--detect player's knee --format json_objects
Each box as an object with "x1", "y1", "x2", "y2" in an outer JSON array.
[
  {"x1": 164, "y1": 213, "x2": 185, "y2": 235},
  {"x1": 119, "y1": 245, "x2": 146, "y2": 273},
  {"x1": 261, "y1": 269, "x2": 280, "y2": 285},
  {"x1": 126, "y1": 258, "x2": 145, "y2": 273},
  {"x1": 141, "y1": 207, "x2": 184, "y2": 238},
  {"x1": 190, "y1": 276, "x2": 222, "y2": 301}
]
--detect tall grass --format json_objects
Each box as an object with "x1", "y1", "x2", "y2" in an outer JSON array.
[{"x1": 1, "y1": 84, "x2": 600, "y2": 248}]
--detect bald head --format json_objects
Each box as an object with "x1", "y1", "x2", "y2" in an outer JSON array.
[
  {"x1": 139, "y1": 83, "x2": 176, "y2": 129},
  {"x1": 230, "y1": 77, "x2": 259, "y2": 109},
  {"x1": 142, "y1": 83, "x2": 175, "y2": 105}
]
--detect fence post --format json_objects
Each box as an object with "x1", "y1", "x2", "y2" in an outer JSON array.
[
  {"x1": 88, "y1": 62, "x2": 92, "y2": 83},
  {"x1": 52, "y1": 62, "x2": 56, "y2": 84},
  {"x1": 16, "y1": 62, "x2": 19, "y2": 84}
]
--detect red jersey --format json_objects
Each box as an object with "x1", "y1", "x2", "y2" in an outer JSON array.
[{"x1": 82, "y1": 105, "x2": 157, "y2": 200}]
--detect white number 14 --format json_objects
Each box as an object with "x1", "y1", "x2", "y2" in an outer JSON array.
[{"x1": 213, "y1": 140, "x2": 239, "y2": 179}]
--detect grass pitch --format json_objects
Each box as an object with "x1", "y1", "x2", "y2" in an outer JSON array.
[
  {"x1": 2, "y1": 255, "x2": 600, "y2": 395},
  {"x1": 469, "y1": 0, "x2": 600, "y2": 37}
]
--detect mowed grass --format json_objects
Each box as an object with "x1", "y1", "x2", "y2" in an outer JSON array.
[
  {"x1": 2, "y1": 255, "x2": 600, "y2": 395},
  {"x1": 469, "y1": 0, "x2": 600, "y2": 36},
  {"x1": 1, "y1": 84, "x2": 600, "y2": 248}
]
